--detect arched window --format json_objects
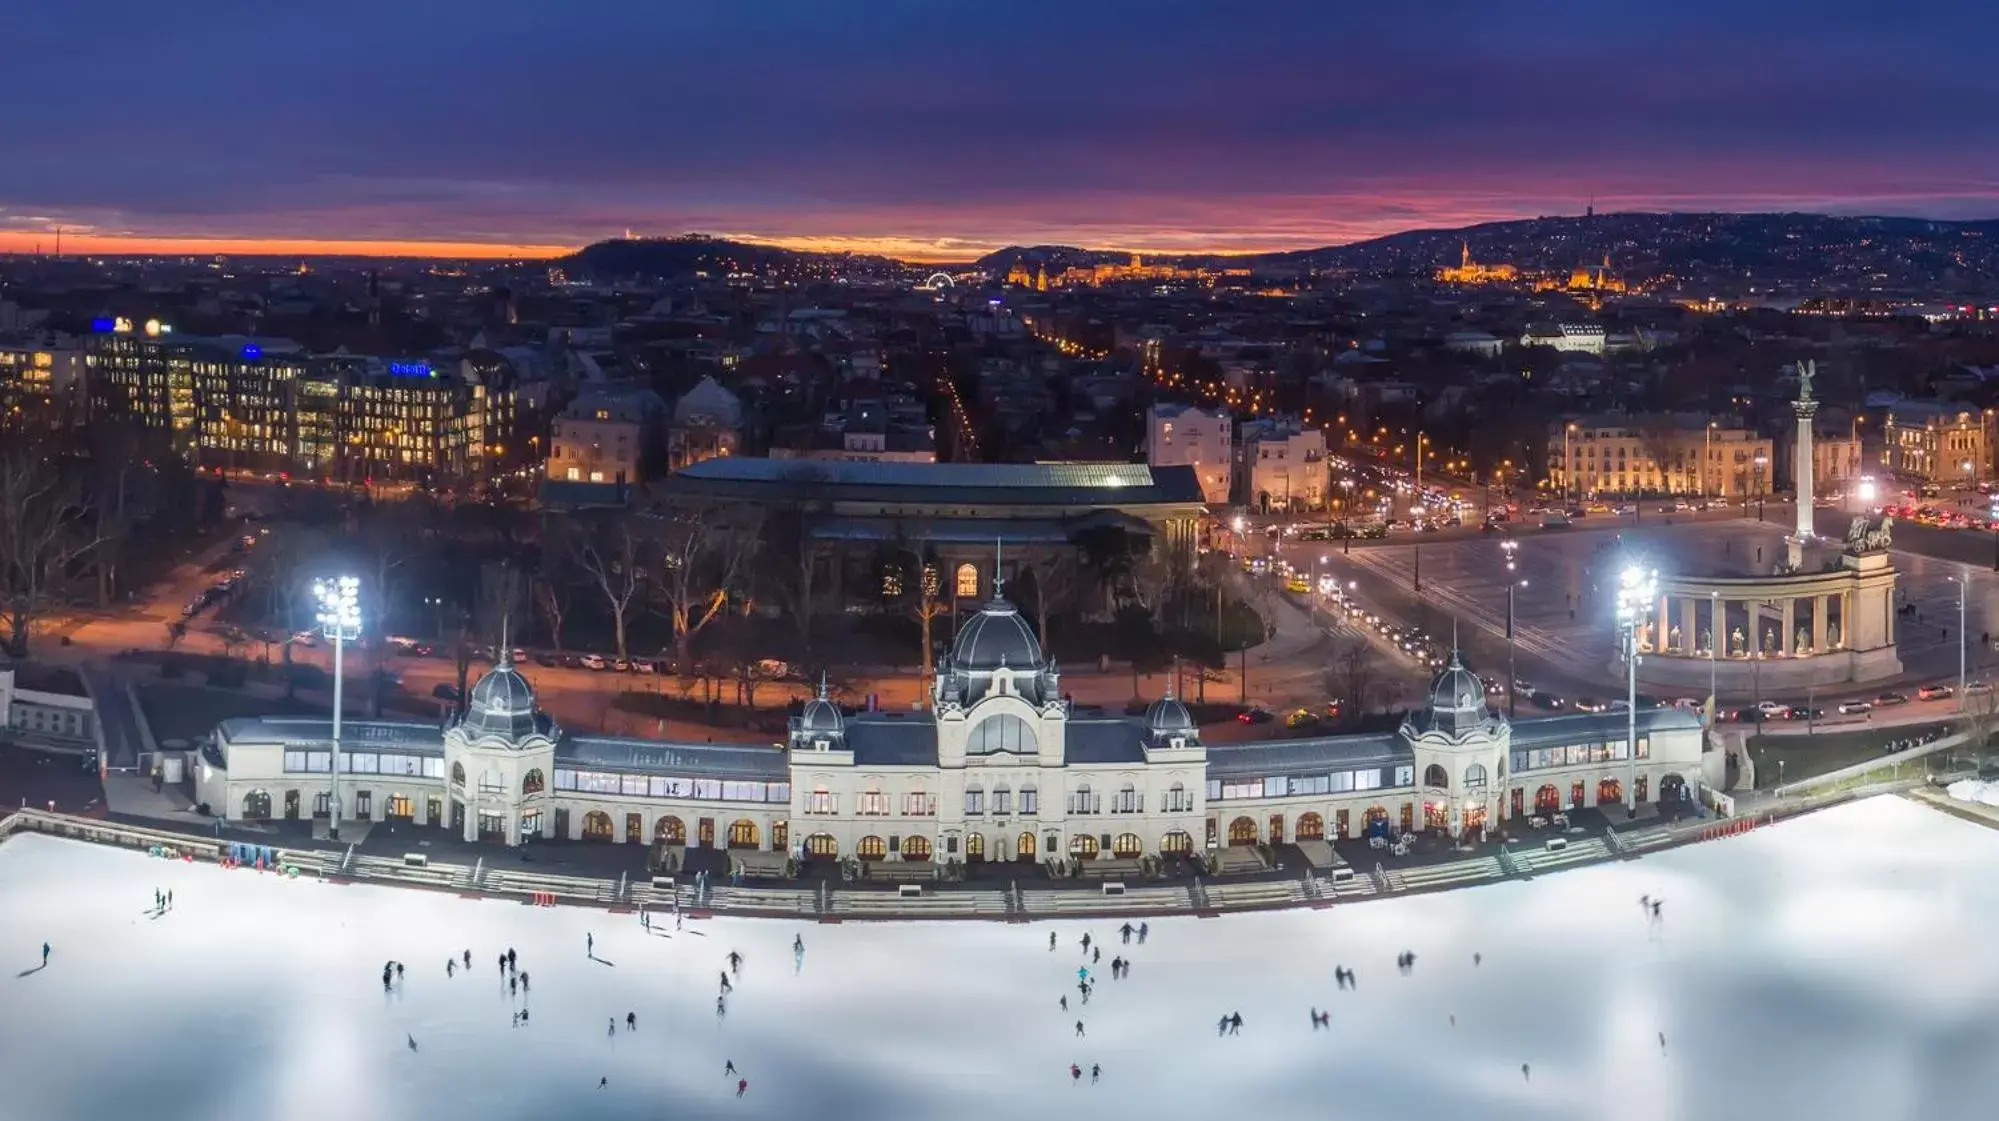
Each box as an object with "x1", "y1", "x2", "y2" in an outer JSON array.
[
  {"x1": 242, "y1": 790, "x2": 272, "y2": 820},
  {"x1": 1070, "y1": 783, "x2": 1097, "y2": 815},
  {"x1": 901, "y1": 835, "x2": 933, "y2": 861},
  {"x1": 1463, "y1": 763, "x2": 1487, "y2": 790},
  {"x1": 1114, "y1": 783, "x2": 1140, "y2": 813},
  {"x1": 1165, "y1": 782, "x2": 1189, "y2": 812},
  {"x1": 1423, "y1": 763, "x2": 1449, "y2": 789},
  {"x1": 857, "y1": 835, "x2": 887, "y2": 860},
  {"x1": 955, "y1": 563, "x2": 979, "y2": 599},
  {"x1": 1111, "y1": 833, "x2": 1143, "y2": 857},
  {"x1": 727, "y1": 819, "x2": 759, "y2": 848},
  {"x1": 967, "y1": 713, "x2": 1035, "y2": 755},
  {"x1": 655, "y1": 815, "x2": 686, "y2": 844},
  {"x1": 522, "y1": 769, "x2": 545, "y2": 795},
  {"x1": 450, "y1": 761, "x2": 465, "y2": 787}
]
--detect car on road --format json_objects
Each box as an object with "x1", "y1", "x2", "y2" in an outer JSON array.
[
  {"x1": 1785, "y1": 705, "x2": 1825, "y2": 720},
  {"x1": 1529, "y1": 691, "x2": 1565, "y2": 710},
  {"x1": 290, "y1": 630, "x2": 317, "y2": 647},
  {"x1": 612, "y1": 658, "x2": 632, "y2": 672},
  {"x1": 1483, "y1": 677, "x2": 1506, "y2": 696},
  {"x1": 1236, "y1": 707, "x2": 1274, "y2": 725},
  {"x1": 1837, "y1": 699, "x2": 1874, "y2": 715},
  {"x1": 1873, "y1": 691, "x2": 1911, "y2": 707},
  {"x1": 580, "y1": 654, "x2": 608, "y2": 671},
  {"x1": 631, "y1": 659, "x2": 656, "y2": 674},
  {"x1": 1918, "y1": 683, "x2": 1955, "y2": 701},
  {"x1": 431, "y1": 683, "x2": 460, "y2": 702},
  {"x1": 1283, "y1": 708, "x2": 1319, "y2": 730},
  {"x1": 1756, "y1": 700, "x2": 1791, "y2": 719},
  {"x1": 1510, "y1": 678, "x2": 1536, "y2": 696},
  {"x1": 1968, "y1": 680, "x2": 1993, "y2": 696},
  {"x1": 1573, "y1": 697, "x2": 1611, "y2": 713}
]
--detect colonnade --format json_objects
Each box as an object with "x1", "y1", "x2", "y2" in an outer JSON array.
[{"x1": 1646, "y1": 591, "x2": 1867, "y2": 659}]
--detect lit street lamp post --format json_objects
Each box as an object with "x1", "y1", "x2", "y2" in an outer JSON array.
[
  {"x1": 1502, "y1": 538, "x2": 1524, "y2": 718},
  {"x1": 1615, "y1": 565, "x2": 1659, "y2": 817},
  {"x1": 1709, "y1": 590, "x2": 1720, "y2": 721},
  {"x1": 314, "y1": 575, "x2": 362, "y2": 841}
]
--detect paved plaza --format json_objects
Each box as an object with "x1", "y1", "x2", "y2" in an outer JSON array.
[{"x1": 1315, "y1": 518, "x2": 1999, "y2": 701}]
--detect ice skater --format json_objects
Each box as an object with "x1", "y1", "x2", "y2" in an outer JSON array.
[
  {"x1": 447, "y1": 959, "x2": 456, "y2": 977},
  {"x1": 1658, "y1": 1031, "x2": 1667, "y2": 1053},
  {"x1": 498, "y1": 953, "x2": 506, "y2": 974},
  {"x1": 793, "y1": 934, "x2": 805, "y2": 956},
  {"x1": 641, "y1": 909, "x2": 650, "y2": 931},
  {"x1": 716, "y1": 995, "x2": 727, "y2": 1017},
  {"x1": 1120, "y1": 922, "x2": 1133, "y2": 943},
  {"x1": 737, "y1": 1078, "x2": 749, "y2": 1098},
  {"x1": 1449, "y1": 1014, "x2": 1457, "y2": 1028},
  {"x1": 507, "y1": 948, "x2": 517, "y2": 971},
  {"x1": 1138, "y1": 922, "x2": 1148, "y2": 944},
  {"x1": 395, "y1": 962, "x2": 404, "y2": 979},
  {"x1": 1049, "y1": 932, "x2": 1057, "y2": 951},
  {"x1": 519, "y1": 1008, "x2": 529, "y2": 1025},
  {"x1": 1070, "y1": 1064, "x2": 1082, "y2": 1083},
  {"x1": 463, "y1": 949, "x2": 471, "y2": 969},
  {"x1": 1092, "y1": 946, "x2": 1101, "y2": 964},
  {"x1": 41, "y1": 942, "x2": 49, "y2": 966},
  {"x1": 725, "y1": 1060, "x2": 737, "y2": 1076},
  {"x1": 599, "y1": 1077, "x2": 608, "y2": 1089},
  {"x1": 719, "y1": 971, "x2": 733, "y2": 994},
  {"x1": 1091, "y1": 1063, "x2": 1100, "y2": 1083},
  {"x1": 509, "y1": 975, "x2": 517, "y2": 995},
  {"x1": 1651, "y1": 899, "x2": 1664, "y2": 920},
  {"x1": 1081, "y1": 933, "x2": 1091, "y2": 952},
  {"x1": 512, "y1": 1011, "x2": 521, "y2": 1028},
  {"x1": 728, "y1": 950, "x2": 743, "y2": 975},
  {"x1": 1217, "y1": 1015, "x2": 1229, "y2": 1037},
  {"x1": 1229, "y1": 1012, "x2": 1243, "y2": 1035},
  {"x1": 607, "y1": 1018, "x2": 616, "y2": 1037},
  {"x1": 1077, "y1": 965, "x2": 1089, "y2": 982},
  {"x1": 1075, "y1": 1020, "x2": 1085, "y2": 1037},
  {"x1": 1059, "y1": 995, "x2": 1068, "y2": 1011},
  {"x1": 407, "y1": 1034, "x2": 418, "y2": 1052},
  {"x1": 1522, "y1": 1063, "x2": 1531, "y2": 1082},
  {"x1": 521, "y1": 972, "x2": 530, "y2": 992},
  {"x1": 1310, "y1": 1007, "x2": 1322, "y2": 1029},
  {"x1": 586, "y1": 932, "x2": 594, "y2": 955},
  {"x1": 1473, "y1": 952, "x2": 1481, "y2": 968},
  {"x1": 626, "y1": 1012, "x2": 637, "y2": 1031}
]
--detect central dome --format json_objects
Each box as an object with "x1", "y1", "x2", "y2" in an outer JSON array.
[
  {"x1": 461, "y1": 656, "x2": 540, "y2": 741},
  {"x1": 952, "y1": 597, "x2": 1043, "y2": 670}
]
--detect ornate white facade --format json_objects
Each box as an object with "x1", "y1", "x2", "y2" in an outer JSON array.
[{"x1": 196, "y1": 596, "x2": 1708, "y2": 863}]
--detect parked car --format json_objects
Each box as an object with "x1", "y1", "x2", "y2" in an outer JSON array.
[
  {"x1": 1529, "y1": 691, "x2": 1566, "y2": 710},
  {"x1": 631, "y1": 659, "x2": 657, "y2": 674},
  {"x1": 612, "y1": 658, "x2": 632, "y2": 672},
  {"x1": 1785, "y1": 706, "x2": 1825, "y2": 721},
  {"x1": 1873, "y1": 691, "x2": 1911, "y2": 707},
  {"x1": 580, "y1": 654, "x2": 608, "y2": 671},
  {"x1": 1756, "y1": 700, "x2": 1791, "y2": 719},
  {"x1": 1837, "y1": 699, "x2": 1874, "y2": 715},
  {"x1": 1918, "y1": 683, "x2": 1955, "y2": 701}
]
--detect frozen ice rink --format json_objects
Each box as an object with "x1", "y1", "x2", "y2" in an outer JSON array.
[{"x1": 3, "y1": 796, "x2": 1996, "y2": 1121}]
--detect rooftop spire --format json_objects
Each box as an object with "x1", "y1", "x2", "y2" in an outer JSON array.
[{"x1": 993, "y1": 536, "x2": 1005, "y2": 598}]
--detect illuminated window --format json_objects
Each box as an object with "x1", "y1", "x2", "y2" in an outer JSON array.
[{"x1": 955, "y1": 563, "x2": 978, "y2": 599}]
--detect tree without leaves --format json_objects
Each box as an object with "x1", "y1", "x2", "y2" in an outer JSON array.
[
  {"x1": 654, "y1": 502, "x2": 759, "y2": 669},
  {"x1": 0, "y1": 443, "x2": 101, "y2": 657},
  {"x1": 568, "y1": 513, "x2": 649, "y2": 660},
  {"x1": 1327, "y1": 637, "x2": 1378, "y2": 728},
  {"x1": 1018, "y1": 555, "x2": 1082, "y2": 648}
]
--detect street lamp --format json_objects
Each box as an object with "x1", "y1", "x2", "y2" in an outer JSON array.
[
  {"x1": 1951, "y1": 572, "x2": 1968, "y2": 711},
  {"x1": 1502, "y1": 538, "x2": 1525, "y2": 718},
  {"x1": 1339, "y1": 479, "x2": 1355, "y2": 554},
  {"x1": 314, "y1": 575, "x2": 361, "y2": 840},
  {"x1": 1614, "y1": 565, "x2": 1659, "y2": 816},
  {"x1": 1708, "y1": 590, "x2": 1720, "y2": 722},
  {"x1": 1753, "y1": 454, "x2": 1768, "y2": 522}
]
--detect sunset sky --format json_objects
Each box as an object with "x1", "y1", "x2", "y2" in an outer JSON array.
[{"x1": 5, "y1": 0, "x2": 1997, "y2": 261}]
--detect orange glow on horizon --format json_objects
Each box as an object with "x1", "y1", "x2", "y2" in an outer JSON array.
[{"x1": 0, "y1": 232, "x2": 577, "y2": 260}]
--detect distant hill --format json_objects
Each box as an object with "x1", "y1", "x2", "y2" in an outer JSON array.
[
  {"x1": 562, "y1": 236, "x2": 905, "y2": 280},
  {"x1": 977, "y1": 212, "x2": 1999, "y2": 288}
]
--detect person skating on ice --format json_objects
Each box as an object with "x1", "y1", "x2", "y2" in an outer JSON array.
[
  {"x1": 1049, "y1": 932, "x2": 1056, "y2": 951},
  {"x1": 607, "y1": 1018, "x2": 616, "y2": 1037},
  {"x1": 406, "y1": 1034, "x2": 418, "y2": 1052},
  {"x1": 1059, "y1": 995, "x2": 1068, "y2": 1011},
  {"x1": 1070, "y1": 1064, "x2": 1082, "y2": 1083},
  {"x1": 1138, "y1": 922, "x2": 1148, "y2": 944},
  {"x1": 1075, "y1": 1020, "x2": 1085, "y2": 1037},
  {"x1": 728, "y1": 950, "x2": 743, "y2": 975},
  {"x1": 736, "y1": 1078, "x2": 748, "y2": 1098},
  {"x1": 586, "y1": 932, "x2": 594, "y2": 955},
  {"x1": 725, "y1": 1060, "x2": 737, "y2": 1077},
  {"x1": 626, "y1": 1012, "x2": 636, "y2": 1031},
  {"x1": 463, "y1": 949, "x2": 471, "y2": 969},
  {"x1": 1120, "y1": 922, "x2": 1133, "y2": 943},
  {"x1": 1091, "y1": 1063, "x2": 1100, "y2": 1083}
]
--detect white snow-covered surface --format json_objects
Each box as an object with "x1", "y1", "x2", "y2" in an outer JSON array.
[
  {"x1": 1945, "y1": 777, "x2": 1999, "y2": 806},
  {"x1": 3, "y1": 796, "x2": 1997, "y2": 1121}
]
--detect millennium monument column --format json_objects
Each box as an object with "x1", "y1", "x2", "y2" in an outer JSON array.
[{"x1": 1790, "y1": 360, "x2": 1818, "y2": 570}]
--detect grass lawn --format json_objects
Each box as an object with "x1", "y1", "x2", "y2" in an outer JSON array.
[{"x1": 1746, "y1": 721, "x2": 1954, "y2": 789}]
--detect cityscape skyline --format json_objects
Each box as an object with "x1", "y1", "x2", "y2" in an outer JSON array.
[{"x1": 6, "y1": 1, "x2": 1999, "y2": 260}]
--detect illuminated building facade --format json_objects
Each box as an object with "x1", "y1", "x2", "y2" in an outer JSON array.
[
  {"x1": 1435, "y1": 243, "x2": 1520, "y2": 285},
  {"x1": 0, "y1": 340, "x2": 85, "y2": 428},
  {"x1": 1884, "y1": 402, "x2": 1991, "y2": 485},
  {"x1": 1548, "y1": 417, "x2": 1772, "y2": 499},
  {"x1": 84, "y1": 330, "x2": 504, "y2": 481}
]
